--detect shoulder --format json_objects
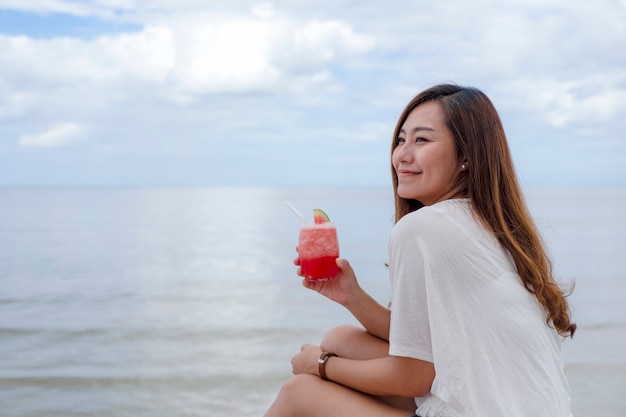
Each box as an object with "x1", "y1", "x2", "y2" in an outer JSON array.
[{"x1": 392, "y1": 198, "x2": 473, "y2": 241}]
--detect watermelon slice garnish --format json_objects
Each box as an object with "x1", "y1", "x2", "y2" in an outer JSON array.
[{"x1": 313, "y1": 208, "x2": 331, "y2": 224}]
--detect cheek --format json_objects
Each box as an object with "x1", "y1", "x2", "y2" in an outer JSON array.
[
  {"x1": 419, "y1": 148, "x2": 445, "y2": 168},
  {"x1": 421, "y1": 148, "x2": 458, "y2": 176}
]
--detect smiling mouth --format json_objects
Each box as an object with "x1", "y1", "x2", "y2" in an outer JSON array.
[{"x1": 397, "y1": 169, "x2": 421, "y2": 176}]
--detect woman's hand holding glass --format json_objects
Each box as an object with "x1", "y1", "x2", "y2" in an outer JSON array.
[{"x1": 294, "y1": 253, "x2": 362, "y2": 308}]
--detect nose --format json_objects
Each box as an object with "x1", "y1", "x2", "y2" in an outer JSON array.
[{"x1": 393, "y1": 143, "x2": 412, "y2": 167}]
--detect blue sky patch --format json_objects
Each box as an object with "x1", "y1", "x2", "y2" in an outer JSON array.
[{"x1": 0, "y1": 10, "x2": 142, "y2": 39}]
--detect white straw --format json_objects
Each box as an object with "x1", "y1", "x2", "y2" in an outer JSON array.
[{"x1": 285, "y1": 201, "x2": 307, "y2": 224}]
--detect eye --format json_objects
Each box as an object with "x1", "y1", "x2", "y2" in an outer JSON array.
[
  {"x1": 395, "y1": 136, "x2": 406, "y2": 145},
  {"x1": 415, "y1": 136, "x2": 428, "y2": 143}
]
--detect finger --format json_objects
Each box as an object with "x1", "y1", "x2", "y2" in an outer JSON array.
[
  {"x1": 336, "y1": 258, "x2": 351, "y2": 272},
  {"x1": 302, "y1": 279, "x2": 320, "y2": 291},
  {"x1": 290, "y1": 357, "x2": 297, "y2": 374}
]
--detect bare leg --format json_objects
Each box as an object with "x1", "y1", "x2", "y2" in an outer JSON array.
[
  {"x1": 264, "y1": 325, "x2": 417, "y2": 416},
  {"x1": 263, "y1": 374, "x2": 415, "y2": 417}
]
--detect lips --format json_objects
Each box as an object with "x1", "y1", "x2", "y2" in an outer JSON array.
[{"x1": 397, "y1": 169, "x2": 420, "y2": 176}]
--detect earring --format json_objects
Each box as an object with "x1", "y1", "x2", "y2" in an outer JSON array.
[{"x1": 461, "y1": 164, "x2": 466, "y2": 170}]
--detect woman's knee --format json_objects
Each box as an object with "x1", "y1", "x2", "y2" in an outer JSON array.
[
  {"x1": 320, "y1": 324, "x2": 389, "y2": 359},
  {"x1": 275, "y1": 374, "x2": 319, "y2": 406},
  {"x1": 320, "y1": 324, "x2": 364, "y2": 354},
  {"x1": 265, "y1": 375, "x2": 319, "y2": 416}
]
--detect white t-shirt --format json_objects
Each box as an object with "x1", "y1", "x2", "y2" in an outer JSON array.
[{"x1": 388, "y1": 199, "x2": 572, "y2": 417}]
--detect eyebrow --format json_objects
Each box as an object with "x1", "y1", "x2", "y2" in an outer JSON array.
[{"x1": 399, "y1": 126, "x2": 435, "y2": 134}]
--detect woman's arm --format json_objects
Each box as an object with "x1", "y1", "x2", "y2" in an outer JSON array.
[
  {"x1": 328, "y1": 355, "x2": 434, "y2": 398},
  {"x1": 299, "y1": 257, "x2": 391, "y2": 340},
  {"x1": 342, "y1": 285, "x2": 391, "y2": 341},
  {"x1": 292, "y1": 344, "x2": 434, "y2": 398}
]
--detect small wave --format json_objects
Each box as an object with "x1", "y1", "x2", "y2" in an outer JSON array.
[
  {"x1": 0, "y1": 373, "x2": 287, "y2": 391},
  {"x1": 0, "y1": 324, "x2": 317, "y2": 343},
  {"x1": 581, "y1": 321, "x2": 626, "y2": 331}
]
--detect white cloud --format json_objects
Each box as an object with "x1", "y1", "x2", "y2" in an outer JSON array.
[
  {"x1": 272, "y1": 19, "x2": 375, "y2": 75},
  {"x1": 0, "y1": 10, "x2": 375, "y2": 104},
  {"x1": 164, "y1": 15, "x2": 279, "y2": 95},
  {"x1": 547, "y1": 88, "x2": 626, "y2": 129},
  {"x1": 251, "y1": 2, "x2": 275, "y2": 18},
  {"x1": 0, "y1": 0, "x2": 624, "y2": 185},
  {"x1": 19, "y1": 122, "x2": 86, "y2": 148},
  {"x1": 154, "y1": 15, "x2": 375, "y2": 97},
  {"x1": 0, "y1": 90, "x2": 35, "y2": 120},
  {"x1": 0, "y1": 27, "x2": 173, "y2": 84},
  {"x1": 499, "y1": 69, "x2": 626, "y2": 130}
]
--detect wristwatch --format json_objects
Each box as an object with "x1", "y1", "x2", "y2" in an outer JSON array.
[{"x1": 318, "y1": 351, "x2": 337, "y2": 381}]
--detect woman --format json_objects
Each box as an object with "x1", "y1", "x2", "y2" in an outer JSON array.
[{"x1": 263, "y1": 84, "x2": 575, "y2": 417}]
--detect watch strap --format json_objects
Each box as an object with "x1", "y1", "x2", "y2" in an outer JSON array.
[{"x1": 318, "y1": 351, "x2": 337, "y2": 381}]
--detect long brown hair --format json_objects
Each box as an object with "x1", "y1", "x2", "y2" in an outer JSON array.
[{"x1": 391, "y1": 84, "x2": 575, "y2": 337}]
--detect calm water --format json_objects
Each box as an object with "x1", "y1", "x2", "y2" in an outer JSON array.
[{"x1": 0, "y1": 186, "x2": 624, "y2": 416}]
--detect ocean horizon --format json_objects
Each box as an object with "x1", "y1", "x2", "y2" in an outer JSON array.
[{"x1": 0, "y1": 185, "x2": 624, "y2": 416}]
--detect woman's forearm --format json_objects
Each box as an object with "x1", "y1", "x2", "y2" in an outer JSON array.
[
  {"x1": 324, "y1": 355, "x2": 434, "y2": 398},
  {"x1": 342, "y1": 287, "x2": 391, "y2": 341}
]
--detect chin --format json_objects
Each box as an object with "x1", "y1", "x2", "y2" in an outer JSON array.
[{"x1": 396, "y1": 187, "x2": 419, "y2": 201}]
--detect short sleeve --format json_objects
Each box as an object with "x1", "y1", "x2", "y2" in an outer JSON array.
[{"x1": 387, "y1": 213, "x2": 434, "y2": 362}]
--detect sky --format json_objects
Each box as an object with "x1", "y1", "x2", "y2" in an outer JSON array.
[{"x1": 0, "y1": 0, "x2": 625, "y2": 187}]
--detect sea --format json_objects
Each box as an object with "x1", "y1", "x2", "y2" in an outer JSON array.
[{"x1": 0, "y1": 186, "x2": 624, "y2": 417}]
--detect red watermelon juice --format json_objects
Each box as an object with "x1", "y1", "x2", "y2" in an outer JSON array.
[{"x1": 298, "y1": 223, "x2": 340, "y2": 281}]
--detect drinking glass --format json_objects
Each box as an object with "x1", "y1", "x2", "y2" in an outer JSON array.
[{"x1": 298, "y1": 222, "x2": 340, "y2": 281}]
